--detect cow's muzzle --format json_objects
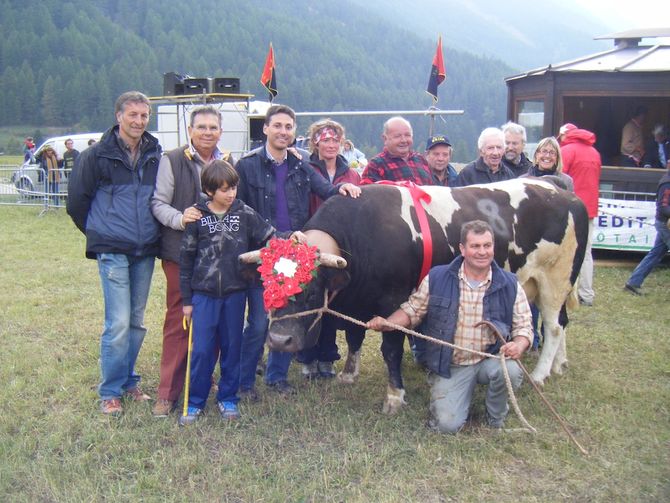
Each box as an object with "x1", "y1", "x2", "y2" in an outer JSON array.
[{"x1": 267, "y1": 331, "x2": 299, "y2": 352}]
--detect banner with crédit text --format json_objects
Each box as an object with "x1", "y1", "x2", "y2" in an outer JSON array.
[{"x1": 593, "y1": 198, "x2": 656, "y2": 252}]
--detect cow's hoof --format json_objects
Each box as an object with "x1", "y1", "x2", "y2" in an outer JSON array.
[
  {"x1": 337, "y1": 350, "x2": 360, "y2": 384},
  {"x1": 552, "y1": 359, "x2": 569, "y2": 375},
  {"x1": 382, "y1": 386, "x2": 406, "y2": 415},
  {"x1": 337, "y1": 371, "x2": 356, "y2": 384},
  {"x1": 529, "y1": 371, "x2": 547, "y2": 387}
]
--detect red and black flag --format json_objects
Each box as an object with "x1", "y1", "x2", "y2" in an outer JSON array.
[
  {"x1": 260, "y1": 43, "x2": 277, "y2": 101},
  {"x1": 426, "y1": 36, "x2": 446, "y2": 101}
]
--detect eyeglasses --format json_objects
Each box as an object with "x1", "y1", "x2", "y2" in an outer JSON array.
[
  {"x1": 194, "y1": 125, "x2": 221, "y2": 132},
  {"x1": 538, "y1": 149, "x2": 557, "y2": 156}
]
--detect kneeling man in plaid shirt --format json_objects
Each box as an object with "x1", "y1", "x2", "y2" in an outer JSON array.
[{"x1": 367, "y1": 220, "x2": 532, "y2": 433}]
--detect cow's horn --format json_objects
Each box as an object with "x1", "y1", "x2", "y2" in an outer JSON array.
[
  {"x1": 319, "y1": 253, "x2": 347, "y2": 269},
  {"x1": 239, "y1": 250, "x2": 262, "y2": 263}
]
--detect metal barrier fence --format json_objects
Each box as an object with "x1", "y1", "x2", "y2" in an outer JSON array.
[
  {"x1": 0, "y1": 165, "x2": 70, "y2": 213},
  {"x1": 599, "y1": 188, "x2": 656, "y2": 203}
]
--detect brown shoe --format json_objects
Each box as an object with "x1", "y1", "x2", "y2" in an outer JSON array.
[
  {"x1": 100, "y1": 398, "x2": 123, "y2": 416},
  {"x1": 125, "y1": 387, "x2": 151, "y2": 402},
  {"x1": 152, "y1": 399, "x2": 176, "y2": 417}
]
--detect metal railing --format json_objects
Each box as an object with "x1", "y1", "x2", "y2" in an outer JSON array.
[
  {"x1": 598, "y1": 187, "x2": 655, "y2": 203},
  {"x1": 0, "y1": 165, "x2": 70, "y2": 213}
]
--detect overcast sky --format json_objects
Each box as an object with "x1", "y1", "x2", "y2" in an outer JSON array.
[{"x1": 582, "y1": 0, "x2": 669, "y2": 31}]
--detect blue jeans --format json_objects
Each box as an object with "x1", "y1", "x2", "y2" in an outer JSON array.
[
  {"x1": 187, "y1": 292, "x2": 246, "y2": 409},
  {"x1": 239, "y1": 287, "x2": 268, "y2": 390},
  {"x1": 97, "y1": 253, "x2": 155, "y2": 400},
  {"x1": 265, "y1": 348, "x2": 293, "y2": 385},
  {"x1": 428, "y1": 358, "x2": 523, "y2": 434},
  {"x1": 530, "y1": 304, "x2": 542, "y2": 350},
  {"x1": 627, "y1": 220, "x2": 670, "y2": 288},
  {"x1": 296, "y1": 313, "x2": 341, "y2": 364},
  {"x1": 239, "y1": 287, "x2": 293, "y2": 387}
]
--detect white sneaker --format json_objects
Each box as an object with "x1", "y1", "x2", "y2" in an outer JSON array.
[
  {"x1": 301, "y1": 361, "x2": 319, "y2": 379},
  {"x1": 318, "y1": 361, "x2": 336, "y2": 379}
]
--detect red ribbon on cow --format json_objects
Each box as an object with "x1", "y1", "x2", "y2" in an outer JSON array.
[{"x1": 375, "y1": 181, "x2": 433, "y2": 287}]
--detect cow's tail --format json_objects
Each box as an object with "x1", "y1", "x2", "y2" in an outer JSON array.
[
  {"x1": 568, "y1": 198, "x2": 590, "y2": 289},
  {"x1": 566, "y1": 283, "x2": 579, "y2": 311}
]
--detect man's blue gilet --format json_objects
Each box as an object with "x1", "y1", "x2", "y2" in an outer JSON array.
[{"x1": 417, "y1": 255, "x2": 518, "y2": 378}]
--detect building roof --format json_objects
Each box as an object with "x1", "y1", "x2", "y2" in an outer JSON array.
[
  {"x1": 506, "y1": 30, "x2": 670, "y2": 81},
  {"x1": 594, "y1": 28, "x2": 670, "y2": 40}
]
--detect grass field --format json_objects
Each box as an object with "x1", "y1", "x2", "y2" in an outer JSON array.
[
  {"x1": 0, "y1": 155, "x2": 24, "y2": 165},
  {"x1": 1, "y1": 206, "x2": 668, "y2": 502}
]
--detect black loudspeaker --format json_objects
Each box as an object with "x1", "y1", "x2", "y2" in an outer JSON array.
[
  {"x1": 183, "y1": 78, "x2": 210, "y2": 94},
  {"x1": 163, "y1": 72, "x2": 186, "y2": 96},
  {"x1": 210, "y1": 77, "x2": 240, "y2": 94}
]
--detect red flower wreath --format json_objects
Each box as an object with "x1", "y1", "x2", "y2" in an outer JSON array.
[{"x1": 257, "y1": 238, "x2": 319, "y2": 310}]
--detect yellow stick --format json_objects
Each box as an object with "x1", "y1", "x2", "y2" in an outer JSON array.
[{"x1": 182, "y1": 317, "x2": 193, "y2": 417}]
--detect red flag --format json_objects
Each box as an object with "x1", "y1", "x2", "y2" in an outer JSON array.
[
  {"x1": 260, "y1": 43, "x2": 277, "y2": 101},
  {"x1": 426, "y1": 36, "x2": 446, "y2": 101}
]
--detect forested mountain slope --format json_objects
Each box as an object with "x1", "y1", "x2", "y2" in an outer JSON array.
[{"x1": 0, "y1": 0, "x2": 517, "y2": 159}]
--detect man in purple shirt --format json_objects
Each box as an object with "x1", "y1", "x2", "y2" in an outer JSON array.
[
  {"x1": 235, "y1": 105, "x2": 360, "y2": 397},
  {"x1": 361, "y1": 116, "x2": 433, "y2": 185}
]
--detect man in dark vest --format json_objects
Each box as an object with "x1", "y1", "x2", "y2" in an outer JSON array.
[
  {"x1": 151, "y1": 105, "x2": 234, "y2": 417},
  {"x1": 367, "y1": 220, "x2": 532, "y2": 433}
]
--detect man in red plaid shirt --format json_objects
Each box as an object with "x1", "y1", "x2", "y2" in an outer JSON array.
[{"x1": 361, "y1": 117, "x2": 433, "y2": 185}]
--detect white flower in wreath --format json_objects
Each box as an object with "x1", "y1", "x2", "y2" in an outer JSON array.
[{"x1": 274, "y1": 257, "x2": 298, "y2": 278}]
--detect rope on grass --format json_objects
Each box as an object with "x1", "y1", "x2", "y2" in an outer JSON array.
[
  {"x1": 269, "y1": 291, "x2": 537, "y2": 433},
  {"x1": 270, "y1": 292, "x2": 590, "y2": 455},
  {"x1": 478, "y1": 320, "x2": 589, "y2": 455},
  {"x1": 497, "y1": 348, "x2": 537, "y2": 434}
]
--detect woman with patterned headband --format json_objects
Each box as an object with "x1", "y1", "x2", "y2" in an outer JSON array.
[{"x1": 297, "y1": 119, "x2": 364, "y2": 380}]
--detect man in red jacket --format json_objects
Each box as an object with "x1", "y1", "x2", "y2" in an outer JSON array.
[{"x1": 559, "y1": 123, "x2": 602, "y2": 306}]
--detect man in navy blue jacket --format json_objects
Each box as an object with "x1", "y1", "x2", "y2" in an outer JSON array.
[
  {"x1": 235, "y1": 104, "x2": 360, "y2": 397},
  {"x1": 67, "y1": 91, "x2": 161, "y2": 416}
]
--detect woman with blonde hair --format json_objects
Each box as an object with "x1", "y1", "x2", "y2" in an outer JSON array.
[
  {"x1": 524, "y1": 136, "x2": 574, "y2": 349},
  {"x1": 526, "y1": 137, "x2": 573, "y2": 191},
  {"x1": 39, "y1": 145, "x2": 62, "y2": 204},
  {"x1": 298, "y1": 119, "x2": 363, "y2": 379}
]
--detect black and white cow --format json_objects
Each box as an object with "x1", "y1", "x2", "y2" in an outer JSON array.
[{"x1": 242, "y1": 179, "x2": 588, "y2": 413}]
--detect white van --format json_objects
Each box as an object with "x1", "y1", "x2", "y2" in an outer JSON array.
[
  {"x1": 12, "y1": 132, "x2": 102, "y2": 195},
  {"x1": 31, "y1": 132, "x2": 103, "y2": 160}
]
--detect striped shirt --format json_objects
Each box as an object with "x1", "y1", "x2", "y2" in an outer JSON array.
[{"x1": 400, "y1": 263, "x2": 532, "y2": 365}]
